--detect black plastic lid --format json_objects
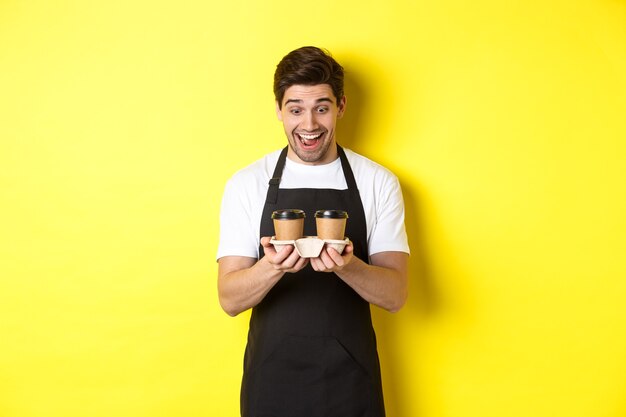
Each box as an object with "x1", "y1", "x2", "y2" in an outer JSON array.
[
  {"x1": 314, "y1": 209, "x2": 349, "y2": 219},
  {"x1": 271, "y1": 209, "x2": 305, "y2": 220}
]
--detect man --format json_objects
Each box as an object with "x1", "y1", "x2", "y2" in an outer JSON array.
[{"x1": 217, "y1": 46, "x2": 409, "y2": 417}]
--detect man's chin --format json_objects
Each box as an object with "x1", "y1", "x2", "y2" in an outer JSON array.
[
  {"x1": 295, "y1": 149, "x2": 323, "y2": 163},
  {"x1": 288, "y1": 138, "x2": 333, "y2": 164}
]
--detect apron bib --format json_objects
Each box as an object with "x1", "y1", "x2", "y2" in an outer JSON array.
[{"x1": 241, "y1": 146, "x2": 385, "y2": 417}]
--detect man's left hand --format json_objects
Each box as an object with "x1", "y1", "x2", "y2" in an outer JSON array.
[{"x1": 310, "y1": 242, "x2": 354, "y2": 273}]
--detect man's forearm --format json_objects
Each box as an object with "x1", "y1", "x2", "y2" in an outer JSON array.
[
  {"x1": 335, "y1": 254, "x2": 408, "y2": 313},
  {"x1": 218, "y1": 257, "x2": 284, "y2": 317},
  {"x1": 218, "y1": 239, "x2": 310, "y2": 316}
]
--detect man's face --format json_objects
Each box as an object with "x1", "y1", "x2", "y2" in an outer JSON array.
[{"x1": 277, "y1": 84, "x2": 346, "y2": 165}]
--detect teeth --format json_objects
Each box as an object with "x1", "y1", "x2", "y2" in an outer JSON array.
[{"x1": 299, "y1": 133, "x2": 322, "y2": 140}]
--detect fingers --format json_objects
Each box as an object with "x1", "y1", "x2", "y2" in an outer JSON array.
[
  {"x1": 263, "y1": 238, "x2": 310, "y2": 272},
  {"x1": 277, "y1": 250, "x2": 309, "y2": 273},
  {"x1": 292, "y1": 256, "x2": 310, "y2": 271},
  {"x1": 310, "y1": 243, "x2": 354, "y2": 272},
  {"x1": 310, "y1": 256, "x2": 323, "y2": 271},
  {"x1": 269, "y1": 245, "x2": 297, "y2": 267},
  {"x1": 263, "y1": 237, "x2": 354, "y2": 273},
  {"x1": 325, "y1": 247, "x2": 345, "y2": 266},
  {"x1": 310, "y1": 249, "x2": 334, "y2": 272},
  {"x1": 262, "y1": 236, "x2": 294, "y2": 262},
  {"x1": 273, "y1": 244, "x2": 294, "y2": 263}
]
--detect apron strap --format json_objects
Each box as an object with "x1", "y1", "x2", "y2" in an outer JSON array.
[
  {"x1": 265, "y1": 145, "x2": 358, "y2": 204},
  {"x1": 337, "y1": 146, "x2": 359, "y2": 195},
  {"x1": 266, "y1": 146, "x2": 289, "y2": 204}
]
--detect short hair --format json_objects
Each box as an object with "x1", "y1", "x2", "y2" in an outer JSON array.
[{"x1": 273, "y1": 46, "x2": 344, "y2": 108}]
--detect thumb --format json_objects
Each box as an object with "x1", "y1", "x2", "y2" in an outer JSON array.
[{"x1": 343, "y1": 242, "x2": 354, "y2": 254}]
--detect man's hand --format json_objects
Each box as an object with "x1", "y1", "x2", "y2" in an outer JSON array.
[
  {"x1": 310, "y1": 242, "x2": 354, "y2": 273},
  {"x1": 261, "y1": 236, "x2": 309, "y2": 273},
  {"x1": 310, "y1": 242, "x2": 409, "y2": 313},
  {"x1": 217, "y1": 237, "x2": 309, "y2": 316}
]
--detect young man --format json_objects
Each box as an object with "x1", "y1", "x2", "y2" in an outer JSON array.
[{"x1": 217, "y1": 46, "x2": 409, "y2": 417}]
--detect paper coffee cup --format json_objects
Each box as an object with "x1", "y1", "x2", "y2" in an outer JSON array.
[
  {"x1": 314, "y1": 210, "x2": 348, "y2": 240},
  {"x1": 272, "y1": 209, "x2": 305, "y2": 240}
]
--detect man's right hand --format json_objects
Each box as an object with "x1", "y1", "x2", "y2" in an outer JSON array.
[
  {"x1": 217, "y1": 237, "x2": 309, "y2": 316},
  {"x1": 260, "y1": 236, "x2": 309, "y2": 273}
]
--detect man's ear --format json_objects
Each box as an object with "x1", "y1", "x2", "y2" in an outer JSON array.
[
  {"x1": 276, "y1": 101, "x2": 283, "y2": 121},
  {"x1": 337, "y1": 95, "x2": 347, "y2": 119}
]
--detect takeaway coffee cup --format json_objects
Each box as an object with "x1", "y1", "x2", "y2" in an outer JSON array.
[
  {"x1": 314, "y1": 210, "x2": 348, "y2": 240},
  {"x1": 271, "y1": 209, "x2": 305, "y2": 241}
]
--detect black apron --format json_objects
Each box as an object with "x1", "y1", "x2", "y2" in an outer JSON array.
[{"x1": 240, "y1": 146, "x2": 385, "y2": 417}]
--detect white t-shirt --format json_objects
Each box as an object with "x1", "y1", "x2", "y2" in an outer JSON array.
[{"x1": 217, "y1": 148, "x2": 410, "y2": 260}]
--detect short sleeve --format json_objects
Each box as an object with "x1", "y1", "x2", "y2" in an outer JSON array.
[
  {"x1": 368, "y1": 173, "x2": 410, "y2": 256},
  {"x1": 216, "y1": 176, "x2": 260, "y2": 260}
]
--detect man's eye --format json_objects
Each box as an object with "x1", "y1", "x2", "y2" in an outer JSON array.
[
  {"x1": 290, "y1": 108, "x2": 301, "y2": 115},
  {"x1": 317, "y1": 107, "x2": 328, "y2": 113}
]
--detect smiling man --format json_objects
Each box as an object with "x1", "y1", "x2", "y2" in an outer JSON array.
[
  {"x1": 278, "y1": 84, "x2": 345, "y2": 164},
  {"x1": 217, "y1": 46, "x2": 410, "y2": 417}
]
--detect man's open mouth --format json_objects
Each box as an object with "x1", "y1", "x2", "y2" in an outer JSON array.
[{"x1": 297, "y1": 132, "x2": 324, "y2": 147}]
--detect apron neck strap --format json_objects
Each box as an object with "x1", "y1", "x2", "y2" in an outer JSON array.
[
  {"x1": 266, "y1": 145, "x2": 357, "y2": 204},
  {"x1": 337, "y1": 145, "x2": 359, "y2": 192},
  {"x1": 266, "y1": 147, "x2": 288, "y2": 204}
]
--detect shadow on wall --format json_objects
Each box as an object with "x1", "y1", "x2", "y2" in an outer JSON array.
[
  {"x1": 337, "y1": 67, "x2": 367, "y2": 151},
  {"x1": 339, "y1": 61, "x2": 442, "y2": 417}
]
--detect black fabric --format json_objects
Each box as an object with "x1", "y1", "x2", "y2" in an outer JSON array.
[{"x1": 241, "y1": 146, "x2": 385, "y2": 417}]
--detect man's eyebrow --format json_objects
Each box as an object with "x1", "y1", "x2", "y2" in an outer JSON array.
[{"x1": 284, "y1": 97, "x2": 335, "y2": 106}]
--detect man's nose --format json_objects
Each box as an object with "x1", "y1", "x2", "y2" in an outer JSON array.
[{"x1": 301, "y1": 111, "x2": 319, "y2": 131}]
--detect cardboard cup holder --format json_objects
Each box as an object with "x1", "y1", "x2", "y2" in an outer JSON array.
[{"x1": 270, "y1": 236, "x2": 350, "y2": 258}]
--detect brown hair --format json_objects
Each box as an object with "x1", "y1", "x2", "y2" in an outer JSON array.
[{"x1": 273, "y1": 46, "x2": 344, "y2": 109}]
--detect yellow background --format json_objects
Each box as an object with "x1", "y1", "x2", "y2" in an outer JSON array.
[{"x1": 1, "y1": 1, "x2": 625, "y2": 416}]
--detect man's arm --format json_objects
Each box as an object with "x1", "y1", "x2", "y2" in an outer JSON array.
[
  {"x1": 217, "y1": 237, "x2": 309, "y2": 317},
  {"x1": 310, "y1": 245, "x2": 408, "y2": 313}
]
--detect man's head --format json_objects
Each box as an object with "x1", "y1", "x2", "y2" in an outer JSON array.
[
  {"x1": 274, "y1": 47, "x2": 347, "y2": 165},
  {"x1": 274, "y1": 46, "x2": 344, "y2": 110}
]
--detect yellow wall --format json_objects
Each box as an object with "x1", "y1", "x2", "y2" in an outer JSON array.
[{"x1": 1, "y1": 1, "x2": 625, "y2": 416}]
